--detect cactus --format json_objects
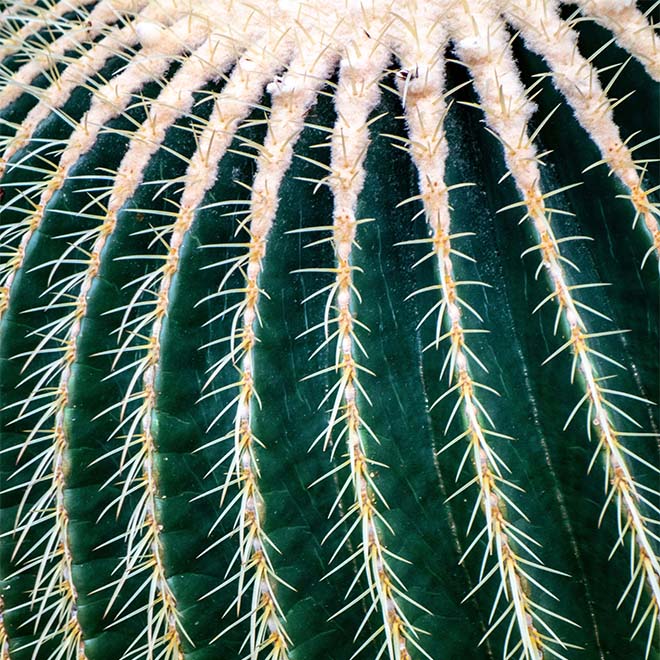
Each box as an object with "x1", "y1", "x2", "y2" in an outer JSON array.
[{"x1": 0, "y1": 0, "x2": 658, "y2": 658}]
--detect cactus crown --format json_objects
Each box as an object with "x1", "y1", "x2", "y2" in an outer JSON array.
[{"x1": 0, "y1": 1, "x2": 658, "y2": 659}]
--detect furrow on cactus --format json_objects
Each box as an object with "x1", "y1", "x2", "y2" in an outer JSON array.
[
  {"x1": 100, "y1": 305, "x2": 186, "y2": 658},
  {"x1": 192, "y1": 40, "x2": 337, "y2": 660},
  {"x1": 506, "y1": 0, "x2": 660, "y2": 267},
  {"x1": 450, "y1": 3, "x2": 660, "y2": 654},
  {"x1": 0, "y1": 12, "x2": 210, "y2": 323},
  {"x1": 1, "y1": 165, "x2": 119, "y2": 660},
  {"x1": 0, "y1": 0, "x2": 97, "y2": 62},
  {"x1": 395, "y1": 22, "x2": 574, "y2": 660},
  {"x1": 575, "y1": 0, "x2": 660, "y2": 81},
  {"x1": 301, "y1": 28, "x2": 432, "y2": 660}
]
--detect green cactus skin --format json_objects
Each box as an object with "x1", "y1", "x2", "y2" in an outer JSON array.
[{"x1": 0, "y1": 1, "x2": 658, "y2": 659}]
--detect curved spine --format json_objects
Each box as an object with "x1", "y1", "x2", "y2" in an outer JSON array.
[{"x1": 449, "y1": 2, "x2": 660, "y2": 654}]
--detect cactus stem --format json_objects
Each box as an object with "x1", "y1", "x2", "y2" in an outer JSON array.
[
  {"x1": 0, "y1": 2, "x2": 658, "y2": 658},
  {"x1": 449, "y1": 2, "x2": 660, "y2": 654},
  {"x1": 0, "y1": 21, "x2": 106, "y2": 115},
  {"x1": 0, "y1": 205, "x2": 111, "y2": 660},
  {"x1": 103, "y1": 35, "x2": 239, "y2": 218},
  {"x1": 0, "y1": 0, "x2": 36, "y2": 24}
]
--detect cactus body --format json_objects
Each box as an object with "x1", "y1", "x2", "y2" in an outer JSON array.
[{"x1": 0, "y1": 1, "x2": 658, "y2": 659}]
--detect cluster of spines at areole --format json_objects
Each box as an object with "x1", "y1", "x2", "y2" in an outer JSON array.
[{"x1": 0, "y1": 0, "x2": 657, "y2": 659}]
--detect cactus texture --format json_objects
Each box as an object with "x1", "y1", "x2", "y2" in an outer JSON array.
[{"x1": 0, "y1": 1, "x2": 658, "y2": 659}]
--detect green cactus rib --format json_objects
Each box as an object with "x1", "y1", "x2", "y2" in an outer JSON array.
[
  {"x1": 392, "y1": 21, "x2": 576, "y2": 660},
  {"x1": 0, "y1": 1, "x2": 658, "y2": 659}
]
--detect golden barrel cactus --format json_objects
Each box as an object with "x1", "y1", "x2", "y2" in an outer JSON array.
[{"x1": 0, "y1": 1, "x2": 658, "y2": 659}]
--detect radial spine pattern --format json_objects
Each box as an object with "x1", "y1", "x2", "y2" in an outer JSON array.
[{"x1": 0, "y1": 1, "x2": 658, "y2": 659}]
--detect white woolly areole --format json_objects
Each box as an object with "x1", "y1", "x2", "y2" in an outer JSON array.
[{"x1": 135, "y1": 21, "x2": 164, "y2": 48}]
